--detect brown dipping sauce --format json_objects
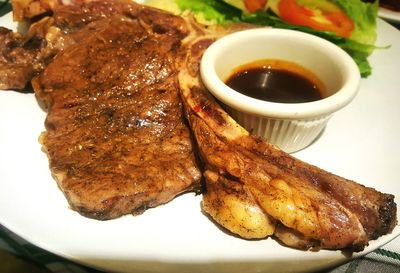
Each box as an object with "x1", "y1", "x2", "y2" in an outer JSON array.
[{"x1": 225, "y1": 59, "x2": 326, "y2": 103}]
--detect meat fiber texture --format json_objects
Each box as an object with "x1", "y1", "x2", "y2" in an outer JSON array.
[{"x1": 30, "y1": 0, "x2": 202, "y2": 220}]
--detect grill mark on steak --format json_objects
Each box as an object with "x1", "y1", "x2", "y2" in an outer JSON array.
[{"x1": 1, "y1": 0, "x2": 189, "y2": 91}]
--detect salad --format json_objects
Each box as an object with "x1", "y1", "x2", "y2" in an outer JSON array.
[{"x1": 146, "y1": 0, "x2": 380, "y2": 77}]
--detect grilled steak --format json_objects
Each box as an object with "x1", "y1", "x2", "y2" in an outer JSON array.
[
  {"x1": 1, "y1": 0, "x2": 396, "y2": 251},
  {"x1": 31, "y1": 1, "x2": 201, "y2": 219},
  {"x1": 178, "y1": 39, "x2": 397, "y2": 251}
]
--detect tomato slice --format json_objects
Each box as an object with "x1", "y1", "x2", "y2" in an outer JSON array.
[
  {"x1": 277, "y1": 0, "x2": 354, "y2": 37},
  {"x1": 244, "y1": 0, "x2": 268, "y2": 12}
]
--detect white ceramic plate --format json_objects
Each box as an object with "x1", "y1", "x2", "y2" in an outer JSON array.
[
  {"x1": 379, "y1": 7, "x2": 400, "y2": 23},
  {"x1": 0, "y1": 10, "x2": 400, "y2": 273}
]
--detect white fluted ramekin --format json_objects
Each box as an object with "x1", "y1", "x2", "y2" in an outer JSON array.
[{"x1": 200, "y1": 28, "x2": 360, "y2": 153}]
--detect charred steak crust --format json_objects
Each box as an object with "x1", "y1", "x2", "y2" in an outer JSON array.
[
  {"x1": 0, "y1": 26, "x2": 43, "y2": 90},
  {"x1": 32, "y1": 3, "x2": 201, "y2": 219}
]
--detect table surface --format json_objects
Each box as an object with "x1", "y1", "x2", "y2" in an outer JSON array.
[{"x1": 0, "y1": 1, "x2": 399, "y2": 273}]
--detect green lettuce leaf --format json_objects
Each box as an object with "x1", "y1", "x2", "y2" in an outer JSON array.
[
  {"x1": 334, "y1": 0, "x2": 379, "y2": 46},
  {"x1": 170, "y1": 0, "x2": 379, "y2": 77}
]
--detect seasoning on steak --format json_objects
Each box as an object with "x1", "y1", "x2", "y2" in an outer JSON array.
[
  {"x1": 31, "y1": 1, "x2": 202, "y2": 219},
  {"x1": 0, "y1": 23, "x2": 46, "y2": 91}
]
